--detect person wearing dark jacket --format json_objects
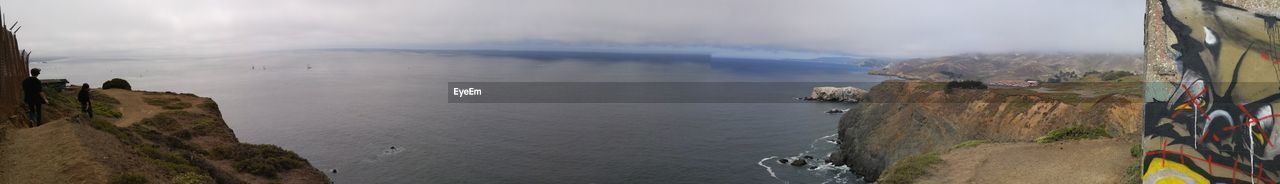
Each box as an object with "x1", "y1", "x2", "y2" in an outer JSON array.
[
  {"x1": 78, "y1": 83, "x2": 92, "y2": 118},
  {"x1": 21, "y1": 68, "x2": 47, "y2": 127}
]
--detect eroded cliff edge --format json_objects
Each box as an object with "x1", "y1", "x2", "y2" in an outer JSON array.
[
  {"x1": 828, "y1": 80, "x2": 1141, "y2": 181},
  {"x1": 0, "y1": 88, "x2": 329, "y2": 184}
]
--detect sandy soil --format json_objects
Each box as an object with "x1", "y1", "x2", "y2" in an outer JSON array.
[
  {"x1": 916, "y1": 139, "x2": 1137, "y2": 184},
  {"x1": 0, "y1": 120, "x2": 112, "y2": 183}
]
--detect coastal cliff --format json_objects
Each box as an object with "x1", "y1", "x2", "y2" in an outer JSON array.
[
  {"x1": 0, "y1": 88, "x2": 329, "y2": 184},
  {"x1": 828, "y1": 80, "x2": 1141, "y2": 181}
]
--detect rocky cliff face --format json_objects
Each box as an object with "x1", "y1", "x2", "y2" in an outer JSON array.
[
  {"x1": 803, "y1": 86, "x2": 868, "y2": 102},
  {"x1": 828, "y1": 80, "x2": 1140, "y2": 181}
]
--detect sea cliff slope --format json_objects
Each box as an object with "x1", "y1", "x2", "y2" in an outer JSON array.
[
  {"x1": 828, "y1": 80, "x2": 1141, "y2": 181},
  {"x1": 0, "y1": 88, "x2": 329, "y2": 184}
]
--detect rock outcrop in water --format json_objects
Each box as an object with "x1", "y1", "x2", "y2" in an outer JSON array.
[
  {"x1": 803, "y1": 87, "x2": 868, "y2": 102},
  {"x1": 827, "y1": 80, "x2": 1141, "y2": 182}
]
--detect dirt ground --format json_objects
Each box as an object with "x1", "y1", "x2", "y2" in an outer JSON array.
[
  {"x1": 916, "y1": 139, "x2": 1138, "y2": 184},
  {"x1": 0, "y1": 119, "x2": 112, "y2": 183}
]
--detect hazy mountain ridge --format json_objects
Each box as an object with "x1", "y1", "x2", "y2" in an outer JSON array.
[{"x1": 869, "y1": 53, "x2": 1143, "y2": 81}]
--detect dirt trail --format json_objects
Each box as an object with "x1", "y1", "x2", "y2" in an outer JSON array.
[
  {"x1": 0, "y1": 120, "x2": 112, "y2": 183},
  {"x1": 916, "y1": 139, "x2": 1137, "y2": 184},
  {"x1": 100, "y1": 89, "x2": 162, "y2": 127}
]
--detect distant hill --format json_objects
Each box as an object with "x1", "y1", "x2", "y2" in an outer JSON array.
[
  {"x1": 784, "y1": 57, "x2": 897, "y2": 68},
  {"x1": 869, "y1": 53, "x2": 1142, "y2": 81}
]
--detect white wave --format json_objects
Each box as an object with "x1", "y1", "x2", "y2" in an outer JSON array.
[
  {"x1": 757, "y1": 156, "x2": 788, "y2": 184},
  {"x1": 759, "y1": 134, "x2": 857, "y2": 184},
  {"x1": 380, "y1": 146, "x2": 405, "y2": 156}
]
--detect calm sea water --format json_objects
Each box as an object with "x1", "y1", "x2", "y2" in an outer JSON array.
[{"x1": 35, "y1": 50, "x2": 891, "y2": 183}]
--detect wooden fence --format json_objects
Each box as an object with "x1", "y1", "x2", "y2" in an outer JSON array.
[{"x1": 0, "y1": 12, "x2": 29, "y2": 120}]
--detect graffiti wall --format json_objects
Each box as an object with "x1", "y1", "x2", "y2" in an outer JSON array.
[{"x1": 1145, "y1": 0, "x2": 1280, "y2": 183}]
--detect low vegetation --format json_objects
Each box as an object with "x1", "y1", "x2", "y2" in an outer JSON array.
[
  {"x1": 174, "y1": 172, "x2": 215, "y2": 184},
  {"x1": 108, "y1": 173, "x2": 148, "y2": 184},
  {"x1": 953, "y1": 140, "x2": 986, "y2": 149},
  {"x1": 1098, "y1": 71, "x2": 1136, "y2": 81},
  {"x1": 878, "y1": 152, "x2": 942, "y2": 184},
  {"x1": 143, "y1": 97, "x2": 191, "y2": 110},
  {"x1": 43, "y1": 87, "x2": 123, "y2": 123},
  {"x1": 103, "y1": 78, "x2": 132, "y2": 90},
  {"x1": 1123, "y1": 143, "x2": 1143, "y2": 184},
  {"x1": 212, "y1": 143, "x2": 308, "y2": 178},
  {"x1": 1035, "y1": 126, "x2": 1110, "y2": 143},
  {"x1": 944, "y1": 80, "x2": 987, "y2": 93},
  {"x1": 197, "y1": 99, "x2": 219, "y2": 114}
]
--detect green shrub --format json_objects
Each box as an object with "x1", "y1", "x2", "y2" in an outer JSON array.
[
  {"x1": 140, "y1": 115, "x2": 178, "y2": 131},
  {"x1": 133, "y1": 126, "x2": 196, "y2": 151},
  {"x1": 1100, "y1": 71, "x2": 1136, "y2": 81},
  {"x1": 1035, "y1": 126, "x2": 1110, "y2": 143},
  {"x1": 103, "y1": 78, "x2": 132, "y2": 90},
  {"x1": 190, "y1": 120, "x2": 217, "y2": 137},
  {"x1": 143, "y1": 97, "x2": 178, "y2": 106},
  {"x1": 108, "y1": 173, "x2": 148, "y2": 184},
  {"x1": 213, "y1": 143, "x2": 307, "y2": 178},
  {"x1": 140, "y1": 145, "x2": 187, "y2": 165},
  {"x1": 197, "y1": 100, "x2": 219, "y2": 114},
  {"x1": 1122, "y1": 159, "x2": 1142, "y2": 184},
  {"x1": 143, "y1": 97, "x2": 191, "y2": 110},
  {"x1": 164, "y1": 102, "x2": 192, "y2": 110},
  {"x1": 944, "y1": 80, "x2": 987, "y2": 93},
  {"x1": 879, "y1": 152, "x2": 942, "y2": 184}
]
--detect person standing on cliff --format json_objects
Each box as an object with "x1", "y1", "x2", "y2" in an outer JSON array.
[
  {"x1": 77, "y1": 83, "x2": 92, "y2": 119},
  {"x1": 22, "y1": 68, "x2": 47, "y2": 127}
]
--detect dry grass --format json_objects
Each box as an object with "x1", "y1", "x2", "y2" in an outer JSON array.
[{"x1": 878, "y1": 152, "x2": 942, "y2": 184}]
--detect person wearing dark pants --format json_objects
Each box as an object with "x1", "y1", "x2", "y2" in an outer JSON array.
[
  {"x1": 78, "y1": 83, "x2": 92, "y2": 119},
  {"x1": 22, "y1": 68, "x2": 47, "y2": 127}
]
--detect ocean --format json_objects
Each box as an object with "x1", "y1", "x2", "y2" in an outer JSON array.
[{"x1": 34, "y1": 50, "x2": 892, "y2": 183}]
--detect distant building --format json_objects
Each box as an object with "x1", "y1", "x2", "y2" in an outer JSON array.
[
  {"x1": 40, "y1": 79, "x2": 69, "y2": 91},
  {"x1": 988, "y1": 80, "x2": 1037, "y2": 88}
]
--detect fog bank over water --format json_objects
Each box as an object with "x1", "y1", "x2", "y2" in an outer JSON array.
[{"x1": 3, "y1": 0, "x2": 1141, "y2": 58}]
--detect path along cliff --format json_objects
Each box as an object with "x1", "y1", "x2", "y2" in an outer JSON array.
[{"x1": 0, "y1": 88, "x2": 328, "y2": 183}]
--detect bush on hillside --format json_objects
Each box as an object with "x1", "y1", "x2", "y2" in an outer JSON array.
[
  {"x1": 1035, "y1": 126, "x2": 1110, "y2": 143},
  {"x1": 944, "y1": 80, "x2": 987, "y2": 93},
  {"x1": 1100, "y1": 71, "x2": 1136, "y2": 81},
  {"x1": 212, "y1": 143, "x2": 307, "y2": 178},
  {"x1": 103, "y1": 78, "x2": 132, "y2": 90}
]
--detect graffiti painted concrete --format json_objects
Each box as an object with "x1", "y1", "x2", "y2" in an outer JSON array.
[{"x1": 1145, "y1": 0, "x2": 1280, "y2": 183}]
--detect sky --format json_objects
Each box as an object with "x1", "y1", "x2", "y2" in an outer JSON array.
[{"x1": 0, "y1": 0, "x2": 1144, "y2": 58}]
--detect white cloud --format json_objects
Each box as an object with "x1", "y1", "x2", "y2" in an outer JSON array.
[{"x1": 0, "y1": 0, "x2": 1143, "y2": 58}]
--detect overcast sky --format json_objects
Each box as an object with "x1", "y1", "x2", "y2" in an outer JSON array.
[{"x1": 0, "y1": 0, "x2": 1143, "y2": 58}]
